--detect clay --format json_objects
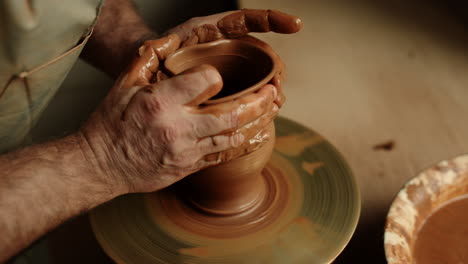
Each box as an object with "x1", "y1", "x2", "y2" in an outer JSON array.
[
  {"x1": 164, "y1": 39, "x2": 277, "y2": 103},
  {"x1": 151, "y1": 155, "x2": 295, "y2": 239},
  {"x1": 184, "y1": 123, "x2": 275, "y2": 215},
  {"x1": 413, "y1": 195, "x2": 468, "y2": 264},
  {"x1": 164, "y1": 39, "x2": 280, "y2": 215}
]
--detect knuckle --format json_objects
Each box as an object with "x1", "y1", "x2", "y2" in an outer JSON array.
[
  {"x1": 162, "y1": 151, "x2": 181, "y2": 167},
  {"x1": 224, "y1": 109, "x2": 240, "y2": 129},
  {"x1": 218, "y1": 151, "x2": 229, "y2": 163},
  {"x1": 259, "y1": 93, "x2": 273, "y2": 109},
  {"x1": 189, "y1": 120, "x2": 206, "y2": 139},
  {"x1": 211, "y1": 135, "x2": 221, "y2": 146},
  {"x1": 230, "y1": 133, "x2": 244, "y2": 147},
  {"x1": 159, "y1": 124, "x2": 180, "y2": 143},
  {"x1": 194, "y1": 124, "x2": 208, "y2": 139},
  {"x1": 142, "y1": 95, "x2": 168, "y2": 115},
  {"x1": 162, "y1": 149, "x2": 198, "y2": 169},
  {"x1": 188, "y1": 16, "x2": 204, "y2": 25}
]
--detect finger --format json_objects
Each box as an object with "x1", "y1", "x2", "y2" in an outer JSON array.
[
  {"x1": 193, "y1": 84, "x2": 276, "y2": 135},
  {"x1": 196, "y1": 133, "x2": 245, "y2": 155},
  {"x1": 142, "y1": 33, "x2": 181, "y2": 61},
  {"x1": 181, "y1": 33, "x2": 199, "y2": 47},
  {"x1": 152, "y1": 70, "x2": 169, "y2": 83},
  {"x1": 110, "y1": 34, "x2": 182, "y2": 111},
  {"x1": 148, "y1": 64, "x2": 222, "y2": 106},
  {"x1": 218, "y1": 9, "x2": 303, "y2": 38},
  {"x1": 271, "y1": 74, "x2": 285, "y2": 107},
  {"x1": 179, "y1": 24, "x2": 226, "y2": 47},
  {"x1": 192, "y1": 158, "x2": 221, "y2": 172},
  {"x1": 190, "y1": 100, "x2": 278, "y2": 138},
  {"x1": 203, "y1": 129, "x2": 272, "y2": 163},
  {"x1": 237, "y1": 104, "x2": 279, "y2": 140},
  {"x1": 118, "y1": 34, "x2": 180, "y2": 89},
  {"x1": 114, "y1": 46, "x2": 157, "y2": 91},
  {"x1": 192, "y1": 24, "x2": 224, "y2": 44},
  {"x1": 165, "y1": 12, "x2": 235, "y2": 44}
]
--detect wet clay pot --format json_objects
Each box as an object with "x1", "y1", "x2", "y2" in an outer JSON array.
[{"x1": 165, "y1": 39, "x2": 279, "y2": 215}]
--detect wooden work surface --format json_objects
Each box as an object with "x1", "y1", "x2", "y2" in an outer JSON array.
[{"x1": 240, "y1": 0, "x2": 468, "y2": 262}]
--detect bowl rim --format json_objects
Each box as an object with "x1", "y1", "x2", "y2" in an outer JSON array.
[
  {"x1": 164, "y1": 39, "x2": 279, "y2": 105},
  {"x1": 384, "y1": 153, "x2": 468, "y2": 263}
]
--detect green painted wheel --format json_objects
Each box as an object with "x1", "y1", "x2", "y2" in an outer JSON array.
[{"x1": 90, "y1": 116, "x2": 360, "y2": 264}]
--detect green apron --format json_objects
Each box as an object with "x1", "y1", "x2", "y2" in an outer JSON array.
[{"x1": 0, "y1": 0, "x2": 102, "y2": 153}]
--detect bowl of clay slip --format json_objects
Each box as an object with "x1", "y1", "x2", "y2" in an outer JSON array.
[{"x1": 384, "y1": 154, "x2": 468, "y2": 264}]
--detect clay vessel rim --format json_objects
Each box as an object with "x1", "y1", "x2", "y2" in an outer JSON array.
[{"x1": 164, "y1": 39, "x2": 278, "y2": 105}]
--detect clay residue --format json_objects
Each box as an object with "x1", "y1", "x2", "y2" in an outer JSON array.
[
  {"x1": 275, "y1": 133, "x2": 323, "y2": 156},
  {"x1": 301, "y1": 161, "x2": 324, "y2": 175},
  {"x1": 373, "y1": 140, "x2": 395, "y2": 151}
]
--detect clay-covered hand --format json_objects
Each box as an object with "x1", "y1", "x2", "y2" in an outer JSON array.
[
  {"x1": 165, "y1": 9, "x2": 303, "y2": 107},
  {"x1": 80, "y1": 49, "x2": 277, "y2": 194}
]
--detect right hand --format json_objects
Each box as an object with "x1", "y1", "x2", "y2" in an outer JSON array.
[{"x1": 79, "y1": 40, "x2": 278, "y2": 195}]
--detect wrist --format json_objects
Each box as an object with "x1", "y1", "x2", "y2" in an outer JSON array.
[{"x1": 71, "y1": 130, "x2": 126, "y2": 200}]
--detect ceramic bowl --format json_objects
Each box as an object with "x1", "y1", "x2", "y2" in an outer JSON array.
[{"x1": 384, "y1": 154, "x2": 468, "y2": 263}]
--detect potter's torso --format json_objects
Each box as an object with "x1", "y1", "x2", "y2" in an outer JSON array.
[{"x1": 0, "y1": 0, "x2": 102, "y2": 153}]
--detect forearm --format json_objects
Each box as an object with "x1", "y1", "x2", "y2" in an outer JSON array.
[
  {"x1": 0, "y1": 134, "x2": 116, "y2": 262},
  {"x1": 81, "y1": 0, "x2": 157, "y2": 77}
]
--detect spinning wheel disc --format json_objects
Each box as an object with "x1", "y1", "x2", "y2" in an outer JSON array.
[{"x1": 90, "y1": 116, "x2": 360, "y2": 264}]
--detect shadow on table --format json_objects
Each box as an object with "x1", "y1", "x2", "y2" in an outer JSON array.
[{"x1": 333, "y1": 207, "x2": 388, "y2": 263}]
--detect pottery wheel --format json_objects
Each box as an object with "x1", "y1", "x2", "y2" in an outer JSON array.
[{"x1": 90, "y1": 116, "x2": 360, "y2": 264}]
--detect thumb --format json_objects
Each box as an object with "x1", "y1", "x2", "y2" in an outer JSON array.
[
  {"x1": 110, "y1": 34, "x2": 182, "y2": 108},
  {"x1": 141, "y1": 64, "x2": 222, "y2": 107},
  {"x1": 141, "y1": 33, "x2": 181, "y2": 61},
  {"x1": 181, "y1": 64, "x2": 223, "y2": 107}
]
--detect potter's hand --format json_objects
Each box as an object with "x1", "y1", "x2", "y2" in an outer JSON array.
[
  {"x1": 165, "y1": 9, "x2": 303, "y2": 107},
  {"x1": 80, "y1": 58, "x2": 277, "y2": 194}
]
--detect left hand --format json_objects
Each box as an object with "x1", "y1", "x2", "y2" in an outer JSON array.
[
  {"x1": 164, "y1": 9, "x2": 303, "y2": 107},
  {"x1": 128, "y1": 9, "x2": 302, "y2": 106}
]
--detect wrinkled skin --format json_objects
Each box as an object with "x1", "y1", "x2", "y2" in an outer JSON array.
[{"x1": 81, "y1": 9, "x2": 302, "y2": 194}]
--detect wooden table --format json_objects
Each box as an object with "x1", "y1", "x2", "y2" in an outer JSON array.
[{"x1": 239, "y1": 0, "x2": 468, "y2": 262}]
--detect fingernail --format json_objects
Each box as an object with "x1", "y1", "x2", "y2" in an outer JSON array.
[
  {"x1": 138, "y1": 45, "x2": 147, "y2": 56},
  {"x1": 233, "y1": 133, "x2": 245, "y2": 147},
  {"x1": 201, "y1": 65, "x2": 222, "y2": 85},
  {"x1": 272, "y1": 104, "x2": 279, "y2": 112},
  {"x1": 272, "y1": 85, "x2": 277, "y2": 99}
]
